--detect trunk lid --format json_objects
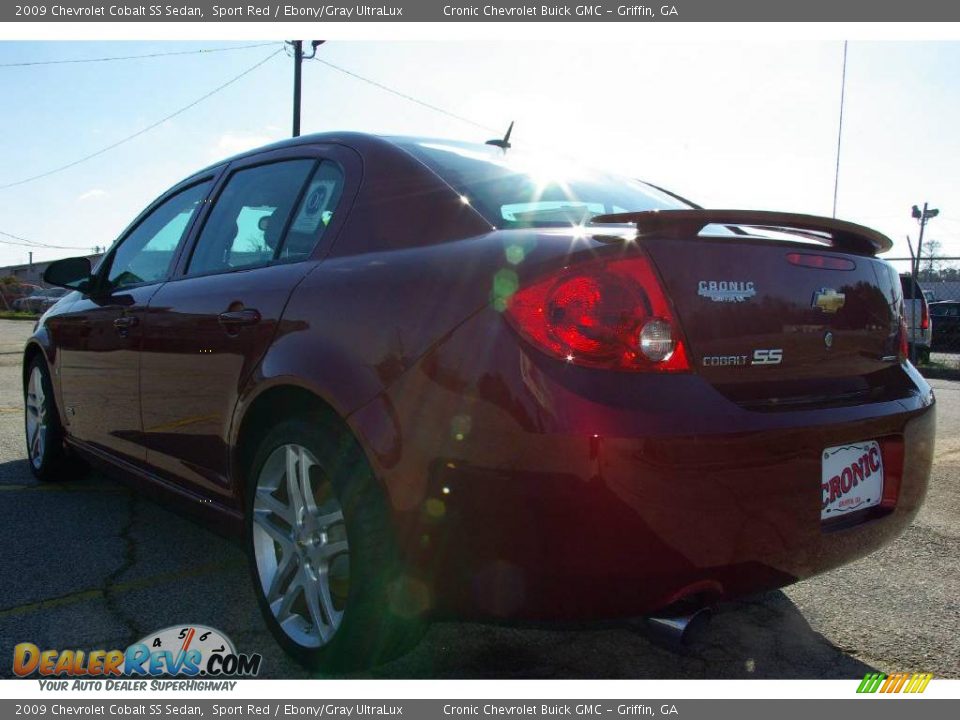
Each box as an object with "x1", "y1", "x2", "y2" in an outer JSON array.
[
  {"x1": 586, "y1": 210, "x2": 906, "y2": 409},
  {"x1": 576, "y1": 210, "x2": 916, "y2": 410},
  {"x1": 640, "y1": 233, "x2": 903, "y2": 408}
]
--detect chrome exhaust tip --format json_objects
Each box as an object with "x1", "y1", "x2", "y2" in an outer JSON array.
[{"x1": 644, "y1": 606, "x2": 712, "y2": 646}]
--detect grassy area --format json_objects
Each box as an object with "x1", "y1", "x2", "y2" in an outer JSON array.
[
  {"x1": 918, "y1": 355, "x2": 960, "y2": 379},
  {"x1": 0, "y1": 311, "x2": 37, "y2": 321}
]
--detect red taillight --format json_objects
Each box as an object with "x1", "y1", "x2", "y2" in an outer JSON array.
[
  {"x1": 879, "y1": 436, "x2": 905, "y2": 510},
  {"x1": 920, "y1": 298, "x2": 930, "y2": 330},
  {"x1": 898, "y1": 312, "x2": 909, "y2": 361},
  {"x1": 505, "y1": 254, "x2": 690, "y2": 372}
]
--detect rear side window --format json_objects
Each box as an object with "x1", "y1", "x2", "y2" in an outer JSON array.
[
  {"x1": 278, "y1": 161, "x2": 344, "y2": 262},
  {"x1": 107, "y1": 180, "x2": 211, "y2": 289},
  {"x1": 186, "y1": 160, "x2": 315, "y2": 277}
]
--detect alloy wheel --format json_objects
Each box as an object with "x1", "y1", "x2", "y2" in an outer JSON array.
[
  {"x1": 252, "y1": 443, "x2": 350, "y2": 648},
  {"x1": 25, "y1": 366, "x2": 47, "y2": 470}
]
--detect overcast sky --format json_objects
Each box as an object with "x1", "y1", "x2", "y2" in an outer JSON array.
[{"x1": 0, "y1": 40, "x2": 957, "y2": 270}]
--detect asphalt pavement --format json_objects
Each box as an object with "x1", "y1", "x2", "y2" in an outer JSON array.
[{"x1": 0, "y1": 319, "x2": 957, "y2": 679}]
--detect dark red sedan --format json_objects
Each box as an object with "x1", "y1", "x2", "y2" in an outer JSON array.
[{"x1": 24, "y1": 133, "x2": 935, "y2": 670}]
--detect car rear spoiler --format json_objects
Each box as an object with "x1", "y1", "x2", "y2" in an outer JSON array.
[{"x1": 589, "y1": 209, "x2": 893, "y2": 255}]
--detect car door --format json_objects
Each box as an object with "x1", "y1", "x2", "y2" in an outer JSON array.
[
  {"x1": 139, "y1": 147, "x2": 354, "y2": 503},
  {"x1": 53, "y1": 179, "x2": 214, "y2": 466}
]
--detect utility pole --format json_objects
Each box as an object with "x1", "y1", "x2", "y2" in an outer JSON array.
[
  {"x1": 291, "y1": 40, "x2": 302, "y2": 137},
  {"x1": 911, "y1": 202, "x2": 940, "y2": 280},
  {"x1": 288, "y1": 41, "x2": 325, "y2": 138}
]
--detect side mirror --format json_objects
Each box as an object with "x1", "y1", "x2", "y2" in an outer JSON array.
[{"x1": 43, "y1": 256, "x2": 93, "y2": 293}]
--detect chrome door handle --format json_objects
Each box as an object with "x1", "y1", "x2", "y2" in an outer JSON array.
[
  {"x1": 217, "y1": 308, "x2": 261, "y2": 329},
  {"x1": 113, "y1": 315, "x2": 139, "y2": 333}
]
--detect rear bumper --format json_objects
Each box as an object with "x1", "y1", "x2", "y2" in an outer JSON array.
[
  {"x1": 350, "y1": 310, "x2": 937, "y2": 621},
  {"x1": 906, "y1": 327, "x2": 932, "y2": 349}
]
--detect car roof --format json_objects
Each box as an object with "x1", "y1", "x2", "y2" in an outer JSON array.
[{"x1": 185, "y1": 132, "x2": 489, "y2": 182}]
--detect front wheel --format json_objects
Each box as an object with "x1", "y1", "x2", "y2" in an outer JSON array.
[
  {"x1": 24, "y1": 357, "x2": 69, "y2": 481},
  {"x1": 244, "y1": 417, "x2": 424, "y2": 671}
]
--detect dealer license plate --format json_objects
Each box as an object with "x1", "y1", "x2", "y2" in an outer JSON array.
[{"x1": 821, "y1": 441, "x2": 884, "y2": 520}]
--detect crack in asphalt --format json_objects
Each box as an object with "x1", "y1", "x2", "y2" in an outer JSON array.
[
  {"x1": 0, "y1": 560, "x2": 245, "y2": 620},
  {"x1": 102, "y1": 491, "x2": 144, "y2": 646}
]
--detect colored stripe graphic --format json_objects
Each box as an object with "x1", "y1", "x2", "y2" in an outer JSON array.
[
  {"x1": 857, "y1": 672, "x2": 886, "y2": 693},
  {"x1": 905, "y1": 673, "x2": 934, "y2": 693},
  {"x1": 857, "y1": 672, "x2": 932, "y2": 693}
]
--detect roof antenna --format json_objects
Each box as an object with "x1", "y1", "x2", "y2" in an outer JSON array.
[{"x1": 485, "y1": 121, "x2": 514, "y2": 151}]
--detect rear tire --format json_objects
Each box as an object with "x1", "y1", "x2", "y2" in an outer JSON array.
[
  {"x1": 24, "y1": 356, "x2": 69, "y2": 482},
  {"x1": 244, "y1": 416, "x2": 424, "y2": 671}
]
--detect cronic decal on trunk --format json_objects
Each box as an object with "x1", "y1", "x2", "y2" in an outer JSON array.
[{"x1": 697, "y1": 280, "x2": 756, "y2": 302}]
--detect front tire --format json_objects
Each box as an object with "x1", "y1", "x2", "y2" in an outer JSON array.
[
  {"x1": 244, "y1": 417, "x2": 423, "y2": 671},
  {"x1": 24, "y1": 356, "x2": 69, "y2": 481}
]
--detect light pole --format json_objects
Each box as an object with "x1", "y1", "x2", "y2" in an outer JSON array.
[
  {"x1": 911, "y1": 202, "x2": 940, "y2": 280},
  {"x1": 288, "y1": 40, "x2": 325, "y2": 138}
]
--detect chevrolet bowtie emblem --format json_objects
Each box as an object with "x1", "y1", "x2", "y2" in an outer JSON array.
[{"x1": 812, "y1": 288, "x2": 846, "y2": 313}]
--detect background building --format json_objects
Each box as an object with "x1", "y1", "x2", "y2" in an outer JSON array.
[{"x1": 0, "y1": 253, "x2": 104, "y2": 289}]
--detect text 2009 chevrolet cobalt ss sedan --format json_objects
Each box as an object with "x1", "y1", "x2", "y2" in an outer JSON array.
[{"x1": 24, "y1": 133, "x2": 935, "y2": 669}]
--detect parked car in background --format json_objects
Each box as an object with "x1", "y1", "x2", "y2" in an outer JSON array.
[
  {"x1": 24, "y1": 133, "x2": 935, "y2": 670},
  {"x1": 1, "y1": 281, "x2": 41, "y2": 311},
  {"x1": 33, "y1": 287, "x2": 69, "y2": 314},
  {"x1": 900, "y1": 274, "x2": 932, "y2": 363},
  {"x1": 10, "y1": 287, "x2": 45, "y2": 313},
  {"x1": 929, "y1": 301, "x2": 960, "y2": 352},
  {"x1": 13, "y1": 287, "x2": 69, "y2": 314}
]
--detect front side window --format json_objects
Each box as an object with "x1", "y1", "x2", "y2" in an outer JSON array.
[
  {"x1": 106, "y1": 181, "x2": 211, "y2": 289},
  {"x1": 186, "y1": 160, "x2": 316, "y2": 277}
]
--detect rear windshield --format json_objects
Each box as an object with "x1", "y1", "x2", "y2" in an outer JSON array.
[{"x1": 396, "y1": 139, "x2": 690, "y2": 228}]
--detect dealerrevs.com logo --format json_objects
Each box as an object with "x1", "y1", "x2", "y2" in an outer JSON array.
[{"x1": 13, "y1": 625, "x2": 262, "y2": 684}]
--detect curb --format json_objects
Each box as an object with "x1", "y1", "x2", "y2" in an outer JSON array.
[{"x1": 919, "y1": 366, "x2": 960, "y2": 381}]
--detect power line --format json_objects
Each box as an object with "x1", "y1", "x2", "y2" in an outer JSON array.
[
  {"x1": 0, "y1": 42, "x2": 280, "y2": 68},
  {"x1": 308, "y1": 56, "x2": 499, "y2": 133},
  {"x1": 0, "y1": 47, "x2": 284, "y2": 191},
  {"x1": 0, "y1": 229, "x2": 90, "y2": 250}
]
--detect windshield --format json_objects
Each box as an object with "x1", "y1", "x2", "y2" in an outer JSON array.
[{"x1": 395, "y1": 139, "x2": 691, "y2": 228}]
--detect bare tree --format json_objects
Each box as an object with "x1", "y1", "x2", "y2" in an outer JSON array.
[{"x1": 919, "y1": 239, "x2": 943, "y2": 281}]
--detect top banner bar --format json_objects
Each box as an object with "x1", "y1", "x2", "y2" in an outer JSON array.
[{"x1": 5, "y1": 0, "x2": 960, "y2": 23}]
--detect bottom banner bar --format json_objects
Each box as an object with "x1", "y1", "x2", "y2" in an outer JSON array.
[{"x1": 1, "y1": 699, "x2": 955, "y2": 720}]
